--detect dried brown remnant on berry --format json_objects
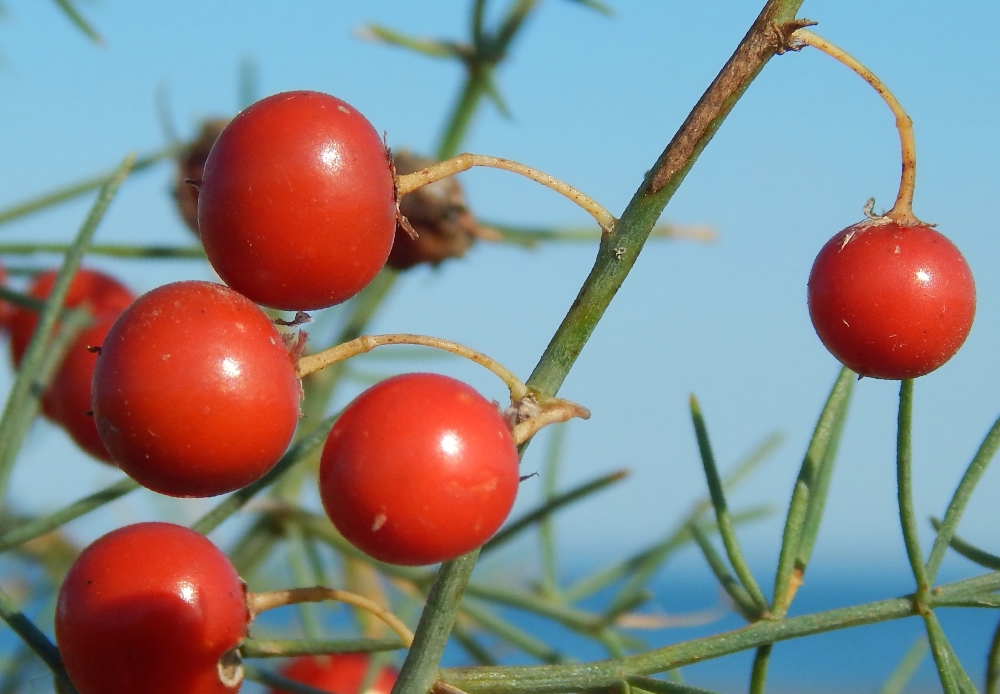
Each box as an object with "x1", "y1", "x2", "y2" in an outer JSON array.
[
  {"x1": 388, "y1": 150, "x2": 494, "y2": 270},
  {"x1": 173, "y1": 118, "x2": 229, "y2": 236}
]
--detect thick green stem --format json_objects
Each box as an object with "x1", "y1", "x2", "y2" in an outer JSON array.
[
  {"x1": 525, "y1": 2, "x2": 809, "y2": 397},
  {"x1": 748, "y1": 645, "x2": 772, "y2": 694},
  {"x1": 393, "y1": 552, "x2": 480, "y2": 694},
  {"x1": 442, "y1": 595, "x2": 918, "y2": 693},
  {"x1": 394, "y1": 3, "x2": 806, "y2": 691}
]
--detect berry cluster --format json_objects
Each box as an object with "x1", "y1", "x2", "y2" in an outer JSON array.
[
  {"x1": 37, "y1": 90, "x2": 566, "y2": 694},
  {"x1": 12, "y1": 24, "x2": 980, "y2": 687}
]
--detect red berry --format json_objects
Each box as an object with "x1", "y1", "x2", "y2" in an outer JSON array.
[
  {"x1": 55, "y1": 522, "x2": 248, "y2": 694},
  {"x1": 5, "y1": 267, "x2": 134, "y2": 460},
  {"x1": 271, "y1": 654, "x2": 397, "y2": 694},
  {"x1": 198, "y1": 90, "x2": 397, "y2": 311},
  {"x1": 319, "y1": 373, "x2": 520, "y2": 566},
  {"x1": 45, "y1": 316, "x2": 119, "y2": 464},
  {"x1": 807, "y1": 221, "x2": 976, "y2": 379},
  {"x1": 0, "y1": 263, "x2": 17, "y2": 332},
  {"x1": 8, "y1": 267, "x2": 134, "y2": 368},
  {"x1": 92, "y1": 280, "x2": 302, "y2": 497}
]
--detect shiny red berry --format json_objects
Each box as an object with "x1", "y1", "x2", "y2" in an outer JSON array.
[
  {"x1": 92, "y1": 280, "x2": 302, "y2": 497},
  {"x1": 319, "y1": 373, "x2": 520, "y2": 566},
  {"x1": 807, "y1": 221, "x2": 976, "y2": 379},
  {"x1": 55, "y1": 522, "x2": 248, "y2": 694},
  {"x1": 198, "y1": 90, "x2": 397, "y2": 311}
]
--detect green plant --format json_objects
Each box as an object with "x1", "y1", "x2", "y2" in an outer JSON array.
[{"x1": 0, "y1": 2, "x2": 997, "y2": 694}]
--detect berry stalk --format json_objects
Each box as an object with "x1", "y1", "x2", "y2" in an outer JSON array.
[
  {"x1": 395, "y1": 154, "x2": 617, "y2": 233},
  {"x1": 791, "y1": 28, "x2": 920, "y2": 226},
  {"x1": 248, "y1": 587, "x2": 415, "y2": 648}
]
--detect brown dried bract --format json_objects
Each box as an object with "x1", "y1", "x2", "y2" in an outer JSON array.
[
  {"x1": 388, "y1": 150, "x2": 492, "y2": 270},
  {"x1": 173, "y1": 118, "x2": 229, "y2": 236}
]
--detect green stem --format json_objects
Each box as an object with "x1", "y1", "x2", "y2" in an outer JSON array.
[
  {"x1": 0, "y1": 153, "x2": 134, "y2": 502},
  {"x1": 436, "y1": 75, "x2": 487, "y2": 161},
  {"x1": 688, "y1": 523, "x2": 759, "y2": 621},
  {"x1": 922, "y1": 611, "x2": 961, "y2": 694},
  {"x1": 240, "y1": 637, "x2": 403, "y2": 658},
  {"x1": 0, "y1": 243, "x2": 204, "y2": 259},
  {"x1": 929, "y1": 517, "x2": 1000, "y2": 570},
  {"x1": 987, "y1": 617, "x2": 1000, "y2": 694},
  {"x1": 0, "y1": 588, "x2": 76, "y2": 693},
  {"x1": 878, "y1": 636, "x2": 927, "y2": 694},
  {"x1": 538, "y1": 426, "x2": 566, "y2": 598},
  {"x1": 794, "y1": 367, "x2": 854, "y2": 567},
  {"x1": 748, "y1": 645, "x2": 772, "y2": 694},
  {"x1": 0, "y1": 478, "x2": 138, "y2": 553},
  {"x1": 524, "y1": 2, "x2": 808, "y2": 398},
  {"x1": 393, "y1": 551, "x2": 481, "y2": 694},
  {"x1": 395, "y1": 2, "x2": 806, "y2": 690},
  {"x1": 896, "y1": 380, "x2": 929, "y2": 596},
  {"x1": 442, "y1": 596, "x2": 919, "y2": 693},
  {"x1": 483, "y1": 469, "x2": 627, "y2": 554},
  {"x1": 564, "y1": 505, "x2": 772, "y2": 605},
  {"x1": 689, "y1": 395, "x2": 770, "y2": 614},
  {"x1": 0, "y1": 149, "x2": 167, "y2": 227},
  {"x1": 459, "y1": 601, "x2": 566, "y2": 664},
  {"x1": 925, "y1": 411, "x2": 1000, "y2": 583},
  {"x1": 771, "y1": 481, "x2": 807, "y2": 619},
  {"x1": 191, "y1": 410, "x2": 339, "y2": 535},
  {"x1": 452, "y1": 623, "x2": 498, "y2": 666}
]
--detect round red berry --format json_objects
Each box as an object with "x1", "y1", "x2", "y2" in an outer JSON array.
[
  {"x1": 8, "y1": 267, "x2": 134, "y2": 368},
  {"x1": 55, "y1": 522, "x2": 248, "y2": 694},
  {"x1": 319, "y1": 373, "x2": 520, "y2": 566},
  {"x1": 197, "y1": 90, "x2": 397, "y2": 311},
  {"x1": 807, "y1": 221, "x2": 975, "y2": 379},
  {"x1": 45, "y1": 316, "x2": 119, "y2": 463},
  {"x1": 271, "y1": 653, "x2": 397, "y2": 694},
  {"x1": 92, "y1": 280, "x2": 302, "y2": 497},
  {"x1": 5, "y1": 267, "x2": 134, "y2": 460}
]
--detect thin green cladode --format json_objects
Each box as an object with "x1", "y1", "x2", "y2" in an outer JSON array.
[
  {"x1": 0, "y1": 149, "x2": 167, "y2": 228},
  {"x1": 689, "y1": 395, "x2": 770, "y2": 614},
  {"x1": 0, "y1": 153, "x2": 135, "y2": 503},
  {"x1": 878, "y1": 636, "x2": 928, "y2": 694},
  {"x1": 925, "y1": 411, "x2": 1000, "y2": 583}
]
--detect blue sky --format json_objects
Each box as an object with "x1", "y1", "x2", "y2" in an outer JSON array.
[{"x1": 0, "y1": 0, "x2": 999, "y2": 590}]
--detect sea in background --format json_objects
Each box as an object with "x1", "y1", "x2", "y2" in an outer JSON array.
[{"x1": 0, "y1": 555, "x2": 994, "y2": 694}]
